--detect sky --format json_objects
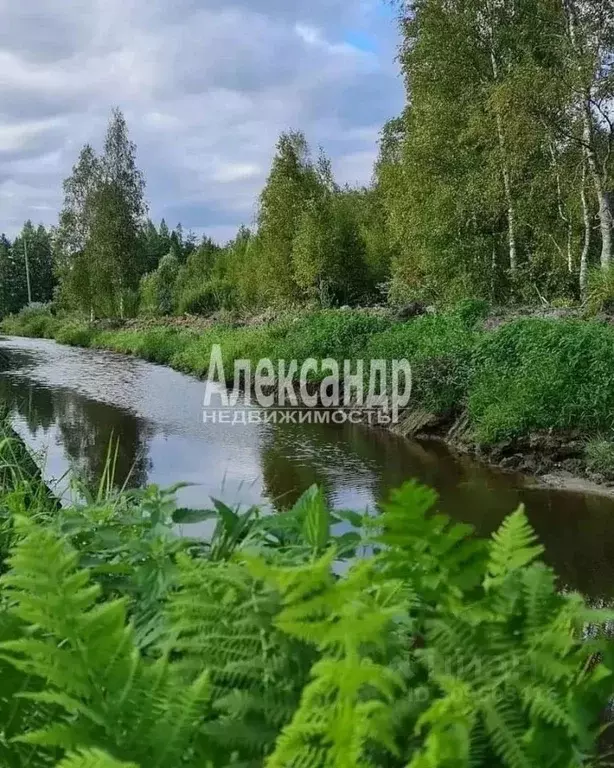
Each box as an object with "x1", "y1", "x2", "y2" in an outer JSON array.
[{"x1": 0, "y1": 0, "x2": 404, "y2": 242}]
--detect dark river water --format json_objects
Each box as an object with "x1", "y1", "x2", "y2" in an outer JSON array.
[{"x1": 1, "y1": 335, "x2": 614, "y2": 599}]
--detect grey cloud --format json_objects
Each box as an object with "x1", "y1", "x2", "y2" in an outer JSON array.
[
  {"x1": 0, "y1": 0, "x2": 403, "y2": 239},
  {"x1": 0, "y1": 0, "x2": 96, "y2": 62}
]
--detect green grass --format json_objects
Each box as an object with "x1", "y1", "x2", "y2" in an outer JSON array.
[
  {"x1": 584, "y1": 438, "x2": 614, "y2": 475},
  {"x1": 6, "y1": 308, "x2": 614, "y2": 448},
  {"x1": 469, "y1": 318, "x2": 614, "y2": 442}
]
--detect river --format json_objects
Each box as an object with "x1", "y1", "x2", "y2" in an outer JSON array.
[{"x1": 1, "y1": 334, "x2": 613, "y2": 600}]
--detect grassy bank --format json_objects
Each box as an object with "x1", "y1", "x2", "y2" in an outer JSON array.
[
  {"x1": 6, "y1": 305, "x2": 614, "y2": 469},
  {"x1": 0, "y1": 423, "x2": 612, "y2": 768}
]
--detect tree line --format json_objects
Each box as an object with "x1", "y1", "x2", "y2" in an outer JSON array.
[{"x1": 2, "y1": 0, "x2": 614, "y2": 319}]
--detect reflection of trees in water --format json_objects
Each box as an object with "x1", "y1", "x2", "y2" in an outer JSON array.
[
  {"x1": 259, "y1": 424, "x2": 337, "y2": 510},
  {"x1": 259, "y1": 419, "x2": 614, "y2": 602},
  {"x1": 0, "y1": 375, "x2": 152, "y2": 491}
]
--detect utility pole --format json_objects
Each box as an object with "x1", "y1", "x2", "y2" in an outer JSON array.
[{"x1": 23, "y1": 234, "x2": 32, "y2": 305}]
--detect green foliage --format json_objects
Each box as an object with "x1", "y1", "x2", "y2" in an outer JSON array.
[
  {"x1": 176, "y1": 279, "x2": 236, "y2": 316},
  {"x1": 139, "y1": 253, "x2": 180, "y2": 316},
  {"x1": 0, "y1": 433, "x2": 612, "y2": 768},
  {"x1": 0, "y1": 225, "x2": 55, "y2": 319},
  {"x1": 1, "y1": 305, "x2": 59, "y2": 339},
  {"x1": 93, "y1": 328, "x2": 194, "y2": 365},
  {"x1": 55, "y1": 109, "x2": 146, "y2": 318},
  {"x1": 469, "y1": 318, "x2": 614, "y2": 442},
  {"x1": 584, "y1": 438, "x2": 614, "y2": 475},
  {"x1": 453, "y1": 298, "x2": 490, "y2": 329},
  {"x1": 54, "y1": 322, "x2": 97, "y2": 347},
  {"x1": 364, "y1": 314, "x2": 478, "y2": 413},
  {"x1": 585, "y1": 267, "x2": 614, "y2": 315}
]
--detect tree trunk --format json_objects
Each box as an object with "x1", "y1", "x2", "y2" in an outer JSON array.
[
  {"x1": 583, "y1": 107, "x2": 612, "y2": 269},
  {"x1": 490, "y1": 47, "x2": 517, "y2": 275},
  {"x1": 499, "y1": 127, "x2": 518, "y2": 275},
  {"x1": 580, "y1": 159, "x2": 591, "y2": 294},
  {"x1": 564, "y1": 0, "x2": 612, "y2": 270},
  {"x1": 550, "y1": 144, "x2": 573, "y2": 273}
]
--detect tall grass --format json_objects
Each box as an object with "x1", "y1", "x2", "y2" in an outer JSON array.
[{"x1": 469, "y1": 319, "x2": 614, "y2": 442}]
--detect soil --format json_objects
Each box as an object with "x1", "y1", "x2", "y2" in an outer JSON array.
[{"x1": 391, "y1": 403, "x2": 614, "y2": 497}]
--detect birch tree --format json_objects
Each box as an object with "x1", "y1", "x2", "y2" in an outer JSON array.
[{"x1": 560, "y1": 0, "x2": 614, "y2": 269}]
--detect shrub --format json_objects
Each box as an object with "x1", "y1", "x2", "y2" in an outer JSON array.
[
  {"x1": 274, "y1": 310, "x2": 392, "y2": 363},
  {"x1": 363, "y1": 314, "x2": 479, "y2": 412},
  {"x1": 139, "y1": 253, "x2": 180, "y2": 316},
  {"x1": 1, "y1": 305, "x2": 59, "y2": 338},
  {"x1": 176, "y1": 279, "x2": 237, "y2": 316},
  {"x1": 453, "y1": 297, "x2": 490, "y2": 328},
  {"x1": 54, "y1": 322, "x2": 96, "y2": 347}
]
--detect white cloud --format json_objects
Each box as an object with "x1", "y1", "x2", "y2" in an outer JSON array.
[{"x1": 0, "y1": 0, "x2": 403, "y2": 239}]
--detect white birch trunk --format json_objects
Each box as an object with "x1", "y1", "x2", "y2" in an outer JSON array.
[
  {"x1": 565, "y1": 0, "x2": 612, "y2": 269},
  {"x1": 490, "y1": 44, "x2": 518, "y2": 275},
  {"x1": 580, "y1": 159, "x2": 591, "y2": 294}
]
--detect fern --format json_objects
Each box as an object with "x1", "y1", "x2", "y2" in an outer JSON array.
[
  {"x1": 373, "y1": 481, "x2": 487, "y2": 607},
  {"x1": 408, "y1": 511, "x2": 614, "y2": 768},
  {"x1": 243, "y1": 552, "x2": 406, "y2": 767},
  {"x1": 55, "y1": 749, "x2": 138, "y2": 768},
  {"x1": 486, "y1": 507, "x2": 544, "y2": 588},
  {"x1": 0, "y1": 516, "x2": 212, "y2": 768},
  {"x1": 0, "y1": 436, "x2": 611, "y2": 768},
  {"x1": 163, "y1": 553, "x2": 312, "y2": 763}
]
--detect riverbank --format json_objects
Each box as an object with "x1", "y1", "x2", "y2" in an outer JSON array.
[{"x1": 4, "y1": 304, "x2": 614, "y2": 489}]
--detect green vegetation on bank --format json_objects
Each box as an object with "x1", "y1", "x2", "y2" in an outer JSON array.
[
  {"x1": 7, "y1": 304, "x2": 614, "y2": 448},
  {"x1": 0, "y1": 426, "x2": 613, "y2": 768}
]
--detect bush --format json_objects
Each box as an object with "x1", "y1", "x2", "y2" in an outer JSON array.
[
  {"x1": 1, "y1": 305, "x2": 59, "y2": 339},
  {"x1": 176, "y1": 279, "x2": 237, "y2": 316},
  {"x1": 139, "y1": 253, "x2": 180, "y2": 316},
  {"x1": 275, "y1": 310, "x2": 392, "y2": 363},
  {"x1": 54, "y1": 322, "x2": 96, "y2": 347},
  {"x1": 453, "y1": 297, "x2": 490, "y2": 328}
]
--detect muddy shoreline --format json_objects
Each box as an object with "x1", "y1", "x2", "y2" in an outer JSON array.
[{"x1": 392, "y1": 405, "x2": 614, "y2": 497}]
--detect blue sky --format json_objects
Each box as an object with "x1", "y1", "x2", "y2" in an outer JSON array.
[{"x1": 0, "y1": 0, "x2": 404, "y2": 241}]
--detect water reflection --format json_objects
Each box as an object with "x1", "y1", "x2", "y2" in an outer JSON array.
[
  {"x1": 1, "y1": 335, "x2": 614, "y2": 600},
  {"x1": 0, "y1": 369, "x2": 152, "y2": 490}
]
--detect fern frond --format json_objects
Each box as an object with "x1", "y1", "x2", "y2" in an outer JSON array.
[
  {"x1": 486, "y1": 508, "x2": 544, "y2": 587},
  {"x1": 0, "y1": 515, "x2": 213, "y2": 768},
  {"x1": 374, "y1": 481, "x2": 487, "y2": 605},
  {"x1": 247, "y1": 554, "x2": 405, "y2": 767},
  {"x1": 55, "y1": 748, "x2": 138, "y2": 768}
]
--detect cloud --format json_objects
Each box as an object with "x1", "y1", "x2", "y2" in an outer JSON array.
[{"x1": 0, "y1": 0, "x2": 403, "y2": 240}]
